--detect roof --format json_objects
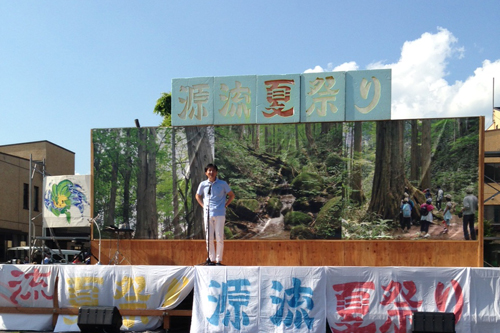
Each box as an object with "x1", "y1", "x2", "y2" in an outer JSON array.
[{"x1": 0, "y1": 140, "x2": 74, "y2": 154}]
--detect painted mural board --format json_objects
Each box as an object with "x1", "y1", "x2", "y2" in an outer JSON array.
[{"x1": 43, "y1": 175, "x2": 91, "y2": 228}]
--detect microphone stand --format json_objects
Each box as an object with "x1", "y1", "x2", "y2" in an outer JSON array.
[{"x1": 200, "y1": 183, "x2": 213, "y2": 266}]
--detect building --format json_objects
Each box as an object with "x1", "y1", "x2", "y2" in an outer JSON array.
[
  {"x1": 484, "y1": 108, "x2": 500, "y2": 266},
  {"x1": 484, "y1": 108, "x2": 500, "y2": 224},
  {"x1": 0, "y1": 141, "x2": 75, "y2": 262}
]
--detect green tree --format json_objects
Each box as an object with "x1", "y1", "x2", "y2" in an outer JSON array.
[{"x1": 154, "y1": 92, "x2": 172, "y2": 126}]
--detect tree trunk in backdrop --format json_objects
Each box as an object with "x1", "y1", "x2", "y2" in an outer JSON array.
[
  {"x1": 368, "y1": 120, "x2": 405, "y2": 219},
  {"x1": 185, "y1": 126, "x2": 213, "y2": 239},
  {"x1": 410, "y1": 120, "x2": 420, "y2": 186},
  {"x1": 420, "y1": 119, "x2": 432, "y2": 190},
  {"x1": 135, "y1": 128, "x2": 159, "y2": 239},
  {"x1": 351, "y1": 122, "x2": 366, "y2": 204}
]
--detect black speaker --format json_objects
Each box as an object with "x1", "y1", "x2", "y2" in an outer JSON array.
[
  {"x1": 78, "y1": 306, "x2": 122, "y2": 333},
  {"x1": 412, "y1": 311, "x2": 455, "y2": 332}
]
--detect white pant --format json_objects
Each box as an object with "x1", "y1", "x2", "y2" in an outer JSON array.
[{"x1": 205, "y1": 215, "x2": 225, "y2": 263}]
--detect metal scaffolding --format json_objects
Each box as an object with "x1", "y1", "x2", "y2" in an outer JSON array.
[{"x1": 28, "y1": 154, "x2": 46, "y2": 262}]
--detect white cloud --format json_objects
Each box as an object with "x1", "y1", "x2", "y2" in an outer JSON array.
[
  {"x1": 304, "y1": 61, "x2": 359, "y2": 73},
  {"x1": 332, "y1": 62, "x2": 359, "y2": 72},
  {"x1": 305, "y1": 28, "x2": 500, "y2": 126},
  {"x1": 303, "y1": 65, "x2": 325, "y2": 73}
]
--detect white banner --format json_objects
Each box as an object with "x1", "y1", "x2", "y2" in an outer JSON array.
[
  {"x1": 54, "y1": 265, "x2": 194, "y2": 332},
  {"x1": 468, "y1": 267, "x2": 500, "y2": 332},
  {"x1": 43, "y1": 175, "x2": 91, "y2": 228},
  {"x1": 260, "y1": 266, "x2": 326, "y2": 333},
  {"x1": 0, "y1": 264, "x2": 58, "y2": 331},
  {"x1": 191, "y1": 266, "x2": 326, "y2": 333},
  {"x1": 3, "y1": 265, "x2": 500, "y2": 332},
  {"x1": 326, "y1": 266, "x2": 470, "y2": 333},
  {"x1": 192, "y1": 266, "x2": 260, "y2": 333}
]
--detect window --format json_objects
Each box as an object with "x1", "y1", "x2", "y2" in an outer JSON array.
[
  {"x1": 23, "y1": 184, "x2": 40, "y2": 211},
  {"x1": 485, "y1": 205, "x2": 500, "y2": 224},
  {"x1": 485, "y1": 164, "x2": 500, "y2": 183},
  {"x1": 23, "y1": 183, "x2": 29, "y2": 210},
  {"x1": 34, "y1": 186, "x2": 40, "y2": 212}
]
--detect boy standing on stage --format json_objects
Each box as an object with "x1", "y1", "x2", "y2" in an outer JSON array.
[{"x1": 196, "y1": 163, "x2": 235, "y2": 265}]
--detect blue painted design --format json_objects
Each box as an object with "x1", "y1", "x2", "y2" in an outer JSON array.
[
  {"x1": 207, "y1": 278, "x2": 251, "y2": 330},
  {"x1": 269, "y1": 277, "x2": 315, "y2": 329},
  {"x1": 44, "y1": 179, "x2": 89, "y2": 223}
]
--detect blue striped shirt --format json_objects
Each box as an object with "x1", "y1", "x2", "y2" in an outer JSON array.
[{"x1": 197, "y1": 178, "x2": 232, "y2": 217}]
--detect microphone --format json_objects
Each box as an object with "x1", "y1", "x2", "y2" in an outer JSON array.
[{"x1": 208, "y1": 184, "x2": 212, "y2": 195}]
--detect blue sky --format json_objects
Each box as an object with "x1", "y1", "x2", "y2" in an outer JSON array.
[{"x1": 1, "y1": 1, "x2": 499, "y2": 175}]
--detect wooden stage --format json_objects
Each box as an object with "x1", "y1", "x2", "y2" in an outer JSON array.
[{"x1": 91, "y1": 238, "x2": 483, "y2": 267}]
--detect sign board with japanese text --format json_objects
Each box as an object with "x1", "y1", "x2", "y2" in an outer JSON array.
[
  {"x1": 256, "y1": 74, "x2": 301, "y2": 124},
  {"x1": 345, "y1": 69, "x2": 392, "y2": 121},
  {"x1": 171, "y1": 69, "x2": 391, "y2": 126},
  {"x1": 214, "y1": 76, "x2": 256, "y2": 125},
  {"x1": 301, "y1": 72, "x2": 346, "y2": 123},
  {"x1": 172, "y1": 77, "x2": 214, "y2": 126}
]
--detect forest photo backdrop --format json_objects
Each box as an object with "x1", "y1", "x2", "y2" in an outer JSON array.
[{"x1": 92, "y1": 116, "x2": 480, "y2": 241}]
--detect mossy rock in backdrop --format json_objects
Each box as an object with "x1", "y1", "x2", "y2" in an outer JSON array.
[
  {"x1": 292, "y1": 196, "x2": 327, "y2": 213},
  {"x1": 284, "y1": 211, "x2": 313, "y2": 230},
  {"x1": 291, "y1": 172, "x2": 324, "y2": 197},
  {"x1": 227, "y1": 199, "x2": 260, "y2": 222},
  {"x1": 265, "y1": 196, "x2": 283, "y2": 218},
  {"x1": 290, "y1": 225, "x2": 315, "y2": 239}
]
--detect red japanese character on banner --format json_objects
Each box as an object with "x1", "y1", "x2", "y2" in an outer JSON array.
[
  {"x1": 435, "y1": 280, "x2": 463, "y2": 323},
  {"x1": 379, "y1": 280, "x2": 422, "y2": 333},
  {"x1": 331, "y1": 282, "x2": 377, "y2": 333},
  {"x1": 262, "y1": 80, "x2": 295, "y2": 118},
  {"x1": 7, "y1": 268, "x2": 53, "y2": 305}
]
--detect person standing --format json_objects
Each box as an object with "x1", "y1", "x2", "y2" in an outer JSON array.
[
  {"x1": 400, "y1": 198, "x2": 412, "y2": 233},
  {"x1": 424, "y1": 188, "x2": 432, "y2": 200},
  {"x1": 462, "y1": 187, "x2": 478, "y2": 240},
  {"x1": 196, "y1": 163, "x2": 235, "y2": 266},
  {"x1": 442, "y1": 194, "x2": 453, "y2": 233},
  {"x1": 419, "y1": 198, "x2": 434, "y2": 238},
  {"x1": 436, "y1": 186, "x2": 444, "y2": 210}
]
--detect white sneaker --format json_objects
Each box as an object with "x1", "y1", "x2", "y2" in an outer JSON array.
[{"x1": 424, "y1": 233, "x2": 430, "y2": 238}]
